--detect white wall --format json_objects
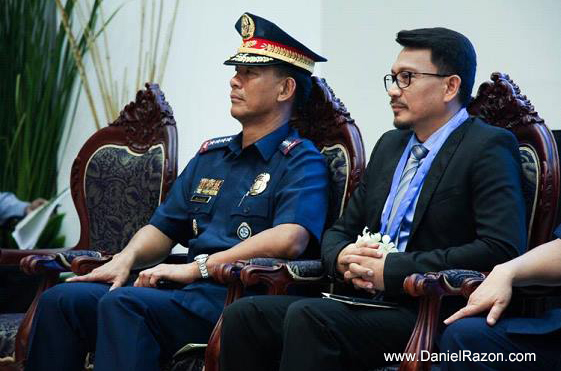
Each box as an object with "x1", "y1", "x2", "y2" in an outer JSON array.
[
  {"x1": 320, "y1": 0, "x2": 561, "y2": 153},
  {"x1": 57, "y1": 0, "x2": 322, "y2": 246},
  {"x1": 57, "y1": 0, "x2": 561, "y2": 246}
]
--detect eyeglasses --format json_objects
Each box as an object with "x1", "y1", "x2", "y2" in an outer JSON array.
[{"x1": 383, "y1": 71, "x2": 452, "y2": 91}]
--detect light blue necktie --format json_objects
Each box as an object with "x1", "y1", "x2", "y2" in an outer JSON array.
[{"x1": 386, "y1": 144, "x2": 429, "y2": 232}]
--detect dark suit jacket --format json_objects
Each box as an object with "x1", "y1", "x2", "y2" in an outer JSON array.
[{"x1": 322, "y1": 117, "x2": 527, "y2": 296}]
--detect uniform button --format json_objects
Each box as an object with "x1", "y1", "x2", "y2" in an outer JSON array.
[{"x1": 243, "y1": 207, "x2": 250, "y2": 214}]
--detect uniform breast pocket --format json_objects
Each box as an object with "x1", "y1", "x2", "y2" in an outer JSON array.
[
  {"x1": 189, "y1": 199, "x2": 215, "y2": 236},
  {"x1": 230, "y1": 196, "x2": 271, "y2": 241}
]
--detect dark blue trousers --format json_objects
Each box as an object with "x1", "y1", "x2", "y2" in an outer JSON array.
[
  {"x1": 25, "y1": 282, "x2": 215, "y2": 371},
  {"x1": 439, "y1": 316, "x2": 561, "y2": 371}
]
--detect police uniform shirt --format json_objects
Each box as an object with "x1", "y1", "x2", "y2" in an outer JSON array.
[
  {"x1": 149, "y1": 123, "x2": 329, "y2": 322},
  {"x1": 150, "y1": 122, "x2": 328, "y2": 252}
]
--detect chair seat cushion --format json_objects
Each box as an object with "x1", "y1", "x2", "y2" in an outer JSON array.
[{"x1": 0, "y1": 313, "x2": 24, "y2": 359}]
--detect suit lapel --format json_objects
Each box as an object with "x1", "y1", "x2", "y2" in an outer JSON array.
[
  {"x1": 370, "y1": 131, "x2": 411, "y2": 232},
  {"x1": 408, "y1": 118, "x2": 472, "y2": 240}
]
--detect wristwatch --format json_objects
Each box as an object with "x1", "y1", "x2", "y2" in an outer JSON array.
[{"x1": 194, "y1": 254, "x2": 210, "y2": 279}]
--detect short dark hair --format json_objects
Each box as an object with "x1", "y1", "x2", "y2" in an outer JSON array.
[
  {"x1": 396, "y1": 27, "x2": 476, "y2": 107},
  {"x1": 273, "y1": 63, "x2": 312, "y2": 112}
]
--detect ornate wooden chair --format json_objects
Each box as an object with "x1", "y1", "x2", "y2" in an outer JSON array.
[
  {"x1": 0, "y1": 83, "x2": 177, "y2": 370},
  {"x1": 399, "y1": 72, "x2": 560, "y2": 371},
  {"x1": 164, "y1": 76, "x2": 366, "y2": 371}
]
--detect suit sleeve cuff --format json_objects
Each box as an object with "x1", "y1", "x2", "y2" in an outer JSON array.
[{"x1": 383, "y1": 252, "x2": 417, "y2": 295}]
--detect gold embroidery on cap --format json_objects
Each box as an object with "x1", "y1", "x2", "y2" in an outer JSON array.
[
  {"x1": 230, "y1": 53, "x2": 274, "y2": 63},
  {"x1": 236, "y1": 47, "x2": 314, "y2": 73},
  {"x1": 242, "y1": 40, "x2": 257, "y2": 48}
]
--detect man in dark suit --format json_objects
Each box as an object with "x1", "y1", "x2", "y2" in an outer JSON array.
[
  {"x1": 219, "y1": 27, "x2": 527, "y2": 371},
  {"x1": 440, "y1": 225, "x2": 561, "y2": 370}
]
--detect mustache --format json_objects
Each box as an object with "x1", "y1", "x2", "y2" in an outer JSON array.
[{"x1": 390, "y1": 100, "x2": 407, "y2": 108}]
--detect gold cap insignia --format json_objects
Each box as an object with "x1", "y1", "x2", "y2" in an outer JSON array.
[
  {"x1": 240, "y1": 14, "x2": 255, "y2": 40},
  {"x1": 249, "y1": 173, "x2": 270, "y2": 196}
]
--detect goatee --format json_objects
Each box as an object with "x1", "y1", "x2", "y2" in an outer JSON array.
[{"x1": 393, "y1": 120, "x2": 412, "y2": 130}]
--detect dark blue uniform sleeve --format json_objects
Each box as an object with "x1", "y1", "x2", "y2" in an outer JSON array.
[
  {"x1": 272, "y1": 143, "x2": 329, "y2": 243},
  {"x1": 554, "y1": 224, "x2": 561, "y2": 239},
  {"x1": 149, "y1": 156, "x2": 198, "y2": 245}
]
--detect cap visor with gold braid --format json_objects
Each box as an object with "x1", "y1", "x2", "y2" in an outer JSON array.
[{"x1": 224, "y1": 12, "x2": 326, "y2": 74}]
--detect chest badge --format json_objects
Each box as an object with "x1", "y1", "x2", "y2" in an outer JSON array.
[
  {"x1": 249, "y1": 173, "x2": 270, "y2": 196},
  {"x1": 195, "y1": 178, "x2": 224, "y2": 196},
  {"x1": 237, "y1": 222, "x2": 252, "y2": 240}
]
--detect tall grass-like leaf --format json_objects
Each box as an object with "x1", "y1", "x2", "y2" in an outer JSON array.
[{"x1": 0, "y1": 0, "x2": 103, "y2": 248}]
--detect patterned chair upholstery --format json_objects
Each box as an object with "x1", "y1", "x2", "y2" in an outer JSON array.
[
  {"x1": 398, "y1": 72, "x2": 560, "y2": 371},
  {"x1": 322, "y1": 144, "x2": 352, "y2": 228},
  {"x1": 84, "y1": 145, "x2": 165, "y2": 254},
  {"x1": 184, "y1": 76, "x2": 366, "y2": 371},
  {"x1": 0, "y1": 83, "x2": 177, "y2": 370}
]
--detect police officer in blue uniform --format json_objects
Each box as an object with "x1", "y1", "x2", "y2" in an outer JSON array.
[{"x1": 25, "y1": 13, "x2": 328, "y2": 371}]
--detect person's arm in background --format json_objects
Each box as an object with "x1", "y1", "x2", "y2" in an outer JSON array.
[
  {"x1": 0, "y1": 192, "x2": 47, "y2": 225},
  {"x1": 445, "y1": 236, "x2": 561, "y2": 326}
]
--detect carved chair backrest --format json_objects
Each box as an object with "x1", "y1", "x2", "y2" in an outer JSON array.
[
  {"x1": 70, "y1": 84, "x2": 178, "y2": 254},
  {"x1": 467, "y1": 72, "x2": 560, "y2": 249},
  {"x1": 290, "y1": 76, "x2": 366, "y2": 229}
]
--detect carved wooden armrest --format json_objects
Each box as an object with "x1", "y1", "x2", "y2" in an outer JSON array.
[
  {"x1": 212, "y1": 261, "x2": 247, "y2": 286},
  {"x1": 240, "y1": 258, "x2": 326, "y2": 295},
  {"x1": 20, "y1": 254, "x2": 59, "y2": 275},
  {"x1": 404, "y1": 269, "x2": 486, "y2": 298},
  {"x1": 1, "y1": 247, "x2": 70, "y2": 266},
  {"x1": 18, "y1": 250, "x2": 105, "y2": 276},
  {"x1": 70, "y1": 255, "x2": 113, "y2": 275},
  {"x1": 399, "y1": 269, "x2": 485, "y2": 371}
]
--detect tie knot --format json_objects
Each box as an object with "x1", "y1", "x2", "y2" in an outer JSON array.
[{"x1": 411, "y1": 144, "x2": 428, "y2": 160}]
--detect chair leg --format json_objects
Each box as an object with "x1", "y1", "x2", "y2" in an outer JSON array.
[
  {"x1": 205, "y1": 315, "x2": 223, "y2": 371},
  {"x1": 205, "y1": 279, "x2": 244, "y2": 371},
  {"x1": 13, "y1": 271, "x2": 59, "y2": 364},
  {"x1": 398, "y1": 293, "x2": 442, "y2": 371}
]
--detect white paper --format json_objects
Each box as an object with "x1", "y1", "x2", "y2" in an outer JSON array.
[
  {"x1": 321, "y1": 292, "x2": 396, "y2": 309},
  {"x1": 12, "y1": 187, "x2": 70, "y2": 250}
]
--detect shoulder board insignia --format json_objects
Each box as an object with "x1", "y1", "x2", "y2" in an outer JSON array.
[
  {"x1": 279, "y1": 137, "x2": 303, "y2": 155},
  {"x1": 199, "y1": 136, "x2": 234, "y2": 154}
]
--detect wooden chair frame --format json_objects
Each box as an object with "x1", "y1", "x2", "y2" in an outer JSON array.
[{"x1": 0, "y1": 83, "x2": 177, "y2": 370}]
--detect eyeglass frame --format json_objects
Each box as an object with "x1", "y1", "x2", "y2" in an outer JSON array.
[{"x1": 383, "y1": 71, "x2": 453, "y2": 91}]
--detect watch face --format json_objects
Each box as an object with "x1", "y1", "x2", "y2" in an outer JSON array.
[{"x1": 195, "y1": 254, "x2": 208, "y2": 262}]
